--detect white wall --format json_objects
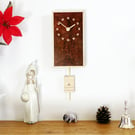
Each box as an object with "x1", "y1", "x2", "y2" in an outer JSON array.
[{"x1": 0, "y1": 0, "x2": 135, "y2": 120}]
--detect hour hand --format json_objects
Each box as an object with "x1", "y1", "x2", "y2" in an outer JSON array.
[
  {"x1": 69, "y1": 24, "x2": 76, "y2": 29},
  {"x1": 58, "y1": 21, "x2": 67, "y2": 30}
]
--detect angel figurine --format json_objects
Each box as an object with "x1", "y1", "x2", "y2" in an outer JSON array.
[{"x1": 21, "y1": 61, "x2": 40, "y2": 124}]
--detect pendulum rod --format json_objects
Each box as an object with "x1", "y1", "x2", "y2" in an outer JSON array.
[{"x1": 68, "y1": 66, "x2": 71, "y2": 100}]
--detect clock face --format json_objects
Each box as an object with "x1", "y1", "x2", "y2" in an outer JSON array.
[
  {"x1": 55, "y1": 16, "x2": 81, "y2": 42},
  {"x1": 54, "y1": 12, "x2": 83, "y2": 66}
]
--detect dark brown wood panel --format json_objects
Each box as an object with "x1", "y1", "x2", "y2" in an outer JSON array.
[{"x1": 54, "y1": 12, "x2": 83, "y2": 66}]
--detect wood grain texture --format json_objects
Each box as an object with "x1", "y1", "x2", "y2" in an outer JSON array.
[
  {"x1": 54, "y1": 12, "x2": 83, "y2": 66},
  {"x1": 0, "y1": 121, "x2": 134, "y2": 135}
]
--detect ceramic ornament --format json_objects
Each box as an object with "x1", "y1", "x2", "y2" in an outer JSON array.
[
  {"x1": 21, "y1": 61, "x2": 40, "y2": 124},
  {"x1": 63, "y1": 113, "x2": 77, "y2": 123}
]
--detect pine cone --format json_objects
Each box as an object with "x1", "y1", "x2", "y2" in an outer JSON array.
[{"x1": 96, "y1": 106, "x2": 111, "y2": 123}]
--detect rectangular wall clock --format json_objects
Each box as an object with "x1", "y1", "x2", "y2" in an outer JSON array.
[{"x1": 53, "y1": 11, "x2": 84, "y2": 66}]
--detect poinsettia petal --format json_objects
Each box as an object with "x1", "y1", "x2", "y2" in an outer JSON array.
[
  {"x1": 0, "y1": 25, "x2": 4, "y2": 36},
  {"x1": 3, "y1": 28, "x2": 12, "y2": 45},
  {"x1": 0, "y1": 11, "x2": 2, "y2": 17},
  {"x1": 9, "y1": 16, "x2": 24, "y2": 25},
  {"x1": 0, "y1": 11, "x2": 3, "y2": 23},
  {"x1": 4, "y1": 7, "x2": 13, "y2": 21},
  {"x1": 9, "y1": 26, "x2": 22, "y2": 36}
]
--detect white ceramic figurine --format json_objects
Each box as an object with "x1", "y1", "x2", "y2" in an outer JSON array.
[{"x1": 21, "y1": 61, "x2": 40, "y2": 124}]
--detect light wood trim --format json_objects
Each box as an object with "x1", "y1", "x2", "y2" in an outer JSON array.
[{"x1": 0, "y1": 121, "x2": 134, "y2": 135}]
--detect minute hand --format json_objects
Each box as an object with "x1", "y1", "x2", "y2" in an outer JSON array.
[{"x1": 66, "y1": 24, "x2": 76, "y2": 31}]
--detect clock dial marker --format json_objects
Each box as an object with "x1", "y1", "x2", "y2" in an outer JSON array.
[
  {"x1": 61, "y1": 37, "x2": 64, "y2": 40},
  {"x1": 67, "y1": 17, "x2": 70, "y2": 20},
  {"x1": 78, "y1": 27, "x2": 80, "y2": 30},
  {"x1": 57, "y1": 33, "x2": 60, "y2": 36},
  {"x1": 61, "y1": 18, "x2": 64, "y2": 21},
  {"x1": 72, "y1": 18, "x2": 75, "y2": 21},
  {"x1": 76, "y1": 33, "x2": 79, "y2": 36},
  {"x1": 76, "y1": 22, "x2": 79, "y2": 25},
  {"x1": 66, "y1": 38, "x2": 70, "y2": 42},
  {"x1": 72, "y1": 37, "x2": 75, "y2": 40},
  {"x1": 56, "y1": 28, "x2": 59, "y2": 31}
]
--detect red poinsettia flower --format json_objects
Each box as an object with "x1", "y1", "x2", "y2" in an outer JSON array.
[{"x1": 0, "y1": 6, "x2": 24, "y2": 45}]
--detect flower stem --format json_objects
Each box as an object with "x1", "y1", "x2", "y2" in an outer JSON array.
[
  {"x1": 0, "y1": 42, "x2": 7, "y2": 46},
  {"x1": 7, "y1": 1, "x2": 12, "y2": 9}
]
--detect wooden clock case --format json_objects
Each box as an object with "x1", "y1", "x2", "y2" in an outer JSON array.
[{"x1": 53, "y1": 11, "x2": 84, "y2": 66}]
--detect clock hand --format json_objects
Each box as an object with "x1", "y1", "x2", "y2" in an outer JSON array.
[
  {"x1": 69, "y1": 24, "x2": 76, "y2": 29},
  {"x1": 58, "y1": 22, "x2": 76, "y2": 32},
  {"x1": 58, "y1": 21, "x2": 67, "y2": 30},
  {"x1": 66, "y1": 24, "x2": 76, "y2": 32}
]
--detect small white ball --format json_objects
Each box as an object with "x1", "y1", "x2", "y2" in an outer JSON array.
[{"x1": 21, "y1": 92, "x2": 29, "y2": 102}]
